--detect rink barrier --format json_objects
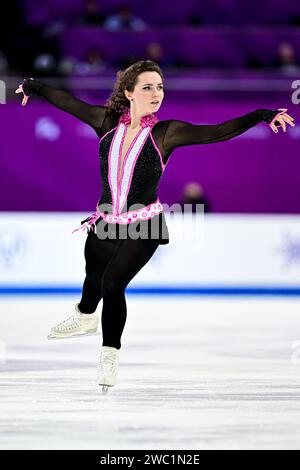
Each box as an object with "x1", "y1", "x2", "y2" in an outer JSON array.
[{"x1": 1, "y1": 286, "x2": 300, "y2": 296}]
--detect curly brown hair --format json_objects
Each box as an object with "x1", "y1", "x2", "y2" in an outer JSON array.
[{"x1": 104, "y1": 60, "x2": 164, "y2": 115}]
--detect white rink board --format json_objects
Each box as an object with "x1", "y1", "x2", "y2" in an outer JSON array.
[{"x1": 0, "y1": 212, "x2": 299, "y2": 287}]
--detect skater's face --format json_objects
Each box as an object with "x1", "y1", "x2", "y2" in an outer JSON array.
[{"x1": 125, "y1": 71, "x2": 164, "y2": 115}]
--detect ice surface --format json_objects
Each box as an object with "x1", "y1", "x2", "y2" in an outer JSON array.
[{"x1": 1, "y1": 296, "x2": 300, "y2": 450}]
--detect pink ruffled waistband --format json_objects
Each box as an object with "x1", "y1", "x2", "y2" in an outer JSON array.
[{"x1": 72, "y1": 199, "x2": 163, "y2": 234}]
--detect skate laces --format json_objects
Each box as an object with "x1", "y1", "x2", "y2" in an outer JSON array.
[
  {"x1": 55, "y1": 312, "x2": 81, "y2": 330},
  {"x1": 99, "y1": 348, "x2": 118, "y2": 373}
]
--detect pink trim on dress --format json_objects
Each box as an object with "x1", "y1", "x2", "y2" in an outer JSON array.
[
  {"x1": 72, "y1": 198, "x2": 163, "y2": 232},
  {"x1": 118, "y1": 128, "x2": 150, "y2": 214},
  {"x1": 107, "y1": 125, "x2": 120, "y2": 216},
  {"x1": 73, "y1": 109, "x2": 161, "y2": 234},
  {"x1": 116, "y1": 125, "x2": 145, "y2": 214},
  {"x1": 115, "y1": 126, "x2": 128, "y2": 214},
  {"x1": 119, "y1": 108, "x2": 159, "y2": 129},
  {"x1": 99, "y1": 126, "x2": 117, "y2": 144}
]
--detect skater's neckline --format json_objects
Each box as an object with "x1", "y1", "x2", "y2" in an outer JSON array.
[{"x1": 118, "y1": 108, "x2": 159, "y2": 129}]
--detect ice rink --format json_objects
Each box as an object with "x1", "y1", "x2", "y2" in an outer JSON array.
[{"x1": 1, "y1": 295, "x2": 300, "y2": 450}]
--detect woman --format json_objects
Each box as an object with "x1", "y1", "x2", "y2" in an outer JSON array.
[{"x1": 15, "y1": 60, "x2": 295, "y2": 391}]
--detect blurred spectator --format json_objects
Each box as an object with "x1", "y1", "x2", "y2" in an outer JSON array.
[
  {"x1": 81, "y1": 0, "x2": 107, "y2": 25},
  {"x1": 57, "y1": 56, "x2": 77, "y2": 76},
  {"x1": 104, "y1": 4, "x2": 147, "y2": 31},
  {"x1": 144, "y1": 42, "x2": 174, "y2": 68},
  {"x1": 144, "y1": 41, "x2": 192, "y2": 70},
  {"x1": 74, "y1": 48, "x2": 108, "y2": 75},
  {"x1": 178, "y1": 182, "x2": 211, "y2": 213},
  {"x1": 272, "y1": 41, "x2": 300, "y2": 73},
  {"x1": 33, "y1": 53, "x2": 58, "y2": 75},
  {"x1": 43, "y1": 21, "x2": 66, "y2": 38}
]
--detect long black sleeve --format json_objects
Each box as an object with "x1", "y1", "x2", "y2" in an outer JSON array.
[
  {"x1": 22, "y1": 78, "x2": 107, "y2": 135},
  {"x1": 162, "y1": 109, "x2": 280, "y2": 154}
]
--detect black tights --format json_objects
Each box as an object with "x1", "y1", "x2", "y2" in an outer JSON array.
[{"x1": 78, "y1": 230, "x2": 160, "y2": 349}]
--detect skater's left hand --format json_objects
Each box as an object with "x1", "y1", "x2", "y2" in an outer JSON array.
[
  {"x1": 15, "y1": 83, "x2": 30, "y2": 107},
  {"x1": 269, "y1": 108, "x2": 295, "y2": 133}
]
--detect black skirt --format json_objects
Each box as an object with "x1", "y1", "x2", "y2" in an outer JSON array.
[{"x1": 87, "y1": 211, "x2": 169, "y2": 245}]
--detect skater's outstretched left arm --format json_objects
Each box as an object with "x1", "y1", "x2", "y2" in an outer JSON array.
[
  {"x1": 162, "y1": 108, "x2": 295, "y2": 155},
  {"x1": 15, "y1": 78, "x2": 107, "y2": 136}
]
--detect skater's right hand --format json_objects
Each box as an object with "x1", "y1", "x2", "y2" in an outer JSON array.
[
  {"x1": 269, "y1": 108, "x2": 295, "y2": 133},
  {"x1": 15, "y1": 79, "x2": 32, "y2": 106}
]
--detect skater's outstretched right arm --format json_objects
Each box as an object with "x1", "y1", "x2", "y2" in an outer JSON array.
[
  {"x1": 15, "y1": 78, "x2": 107, "y2": 135},
  {"x1": 162, "y1": 108, "x2": 295, "y2": 155}
]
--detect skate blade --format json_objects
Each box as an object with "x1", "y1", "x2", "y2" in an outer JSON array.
[
  {"x1": 47, "y1": 332, "x2": 101, "y2": 340},
  {"x1": 100, "y1": 384, "x2": 114, "y2": 393}
]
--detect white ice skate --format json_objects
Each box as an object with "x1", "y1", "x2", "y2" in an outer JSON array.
[
  {"x1": 97, "y1": 346, "x2": 119, "y2": 392},
  {"x1": 47, "y1": 303, "x2": 100, "y2": 340}
]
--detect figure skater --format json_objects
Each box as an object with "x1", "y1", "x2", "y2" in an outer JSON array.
[{"x1": 15, "y1": 60, "x2": 295, "y2": 391}]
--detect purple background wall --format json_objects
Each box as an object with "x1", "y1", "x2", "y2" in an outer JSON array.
[
  {"x1": 59, "y1": 28, "x2": 300, "y2": 67},
  {"x1": 24, "y1": 0, "x2": 300, "y2": 26},
  {"x1": 1, "y1": 95, "x2": 299, "y2": 213}
]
